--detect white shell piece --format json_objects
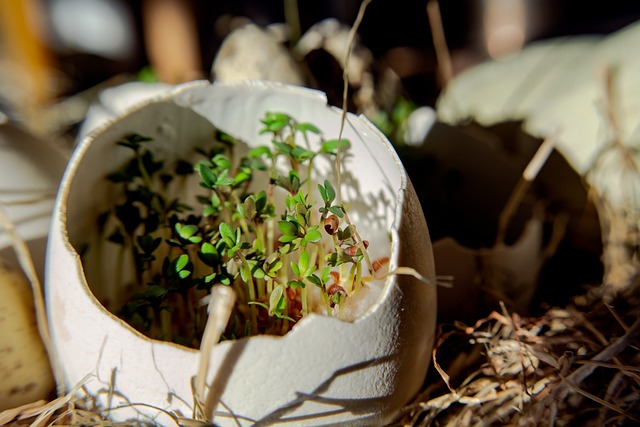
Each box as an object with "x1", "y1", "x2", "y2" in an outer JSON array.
[
  {"x1": 0, "y1": 123, "x2": 67, "y2": 278},
  {"x1": 212, "y1": 25, "x2": 304, "y2": 85},
  {"x1": 46, "y1": 81, "x2": 436, "y2": 426},
  {"x1": 434, "y1": 217, "x2": 543, "y2": 320},
  {"x1": 437, "y1": 21, "x2": 640, "y2": 210},
  {"x1": 294, "y1": 18, "x2": 373, "y2": 87},
  {"x1": 78, "y1": 81, "x2": 173, "y2": 140}
]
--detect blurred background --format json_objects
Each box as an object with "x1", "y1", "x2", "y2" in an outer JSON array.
[{"x1": 2, "y1": 0, "x2": 640, "y2": 140}]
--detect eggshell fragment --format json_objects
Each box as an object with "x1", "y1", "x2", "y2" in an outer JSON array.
[{"x1": 0, "y1": 261, "x2": 54, "y2": 410}]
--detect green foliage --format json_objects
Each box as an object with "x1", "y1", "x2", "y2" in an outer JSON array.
[{"x1": 100, "y1": 112, "x2": 374, "y2": 347}]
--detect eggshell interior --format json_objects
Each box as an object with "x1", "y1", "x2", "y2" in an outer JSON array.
[{"x1": 46, "y1": 81, "x2": 436, "y2": 426}]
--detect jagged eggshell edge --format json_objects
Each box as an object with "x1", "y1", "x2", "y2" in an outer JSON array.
[{"x1": 45, "y1": 81, "x2": 436, "y2": 426}]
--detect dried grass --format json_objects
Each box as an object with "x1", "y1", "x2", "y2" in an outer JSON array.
[{"x1": 395, "y1": 294, "x2": 640, "y2": 427}]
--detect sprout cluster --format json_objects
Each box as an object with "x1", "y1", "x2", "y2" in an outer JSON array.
[{"x1": 99, "y1": 112, "x2": 377, "y2": 347}]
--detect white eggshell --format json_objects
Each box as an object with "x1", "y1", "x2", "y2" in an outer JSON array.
[
  {"x1": 46, "y1": 81, "x2": 436, "y2": 426},
  {"x1": 0, "y1": 261, "x2": 55, "y2": 410},
  {"x1": 212, "y1": 24, "x2": 305, "y2": 85},
  {"x1": 0, "y1": 123, "x2": 67, "y2": 278},
  {"x1": 434, "y1": 217, "x2": 543, "y2": 321},
  {"x1": 437, "y1": 21, "x2": 640, "y2": 209},
  {"x1": 77, "y1": 82, "x2": 173, "y2": 141}
]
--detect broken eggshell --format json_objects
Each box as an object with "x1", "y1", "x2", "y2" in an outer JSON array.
[
  {"x1": 400, "y1": 117, "x2": 599, "y2": 322},
  {"x1": 45, "y1": 81, "x2": 436, "y2": 426}
]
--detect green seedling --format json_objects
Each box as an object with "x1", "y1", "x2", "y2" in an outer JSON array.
[{"x1": 98, "y1": 112, "x2": 379, "y2": 347}]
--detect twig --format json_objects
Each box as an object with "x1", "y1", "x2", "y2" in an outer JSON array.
[
  {"x1": 554, "y1": 316, "x2": 640, "y2": 401},
  {"x1": 426, "y1": 0, "x2": 453, "y2": 86},
  {"x1": 336, "y1": 0, "x2": 373, "y2": 203},
  {"x1": 283, "y1": 0, "x2": 301, "y2": 48},
  {"x1": 494, "y1": 133, "x2": 557, "y2": 247},
  {"x1": 559, "y1": 375, "x2": 640, "y2": 423}
]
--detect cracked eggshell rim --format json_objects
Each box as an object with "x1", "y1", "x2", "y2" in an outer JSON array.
[{"x1": 45, "y1": 81, "x2": 436, "y2": 426}]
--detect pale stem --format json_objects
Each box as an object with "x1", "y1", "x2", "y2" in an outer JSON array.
[
  {"x1": 426, "y1": 0, "x2": 453, "y2": 85},
  {"x1": 236, "y1": 251, "x2": 257, "y2": 335},
  {"x1": 195, "y1": 285, "x2": 236, "y2": 421},
  {"x1": 494, "y1": 134, "x2": 557, "y2": 248},
  {"x1": 336, "y1": 0, "x2": 373, "y2": 202}
]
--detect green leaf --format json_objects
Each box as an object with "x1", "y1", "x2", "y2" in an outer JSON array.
[
  {"x1": 215, "y1": 170, "x2": 235, "y2": 186},
  {"x1": 272, "y1": 141, "x2": 292, "y2": 155},
  {"x1": 203, "y1": 205, "x2": 216, "y2": 217},
  {"x1": 136, "y1": 235, "x2": 161, "y2": 254},
  {"x1": 219, "y1": 223, "x2": 235, "y2": 244},
  {"x1": 205, "y1": 241, "x2": 221, "y2": 255},
  {"x1": 328, "y1": 206, "x2": 344, "y2": 218},
  {"x1": 295, "y1": 122, "x2": 320, "y2": 134},
  {"x1": 212, "y1": 154, "x2": 231, "y2": 170},
  {"x1": 307, "y1": 274, "x2": 322, "y2": 287},
  {"x1": 255, "y1": 191, "x2": 268, "y2": 213},
  {"x1": 325, "y1": 252, "x2": 346, "y2": 267},
  {"x1": 195, "y1": 161, "x2": 216, "y2": 188},
  {"x1": 304, "y1": 226, "x2": 322, "y2": 243},
  {"x1": 248, "y1": 301, "x2": 269, "y2": 310},
  {"x1": 278, "y1": 220, "x2": 297, "y2": 236},
  {"x1": 117, "y1": 134, "x2": 153, "y2": 150},
  {"x1": 261, "y1": 112, "x2": 291, "y2": 134},
  {"x1": 215, "y1": 129, "x2": 238, "y2": 146},
  {"x1": 298, "y1": 251, "x2": 310, "y2": 274},
  {"x1": 288, "y1": 280, "x2": 306, "y2": 289},
  {"x1": 269, "y1": 284, "x2": 286, "y2": 315},
  {"x1": 243, "y1": 196, "x2": 257, "y2": 220},
  {"x1": 319, "y1": 180, "x2": 337, "y2": 206},
  {"x1": 234, "y1": 169, "x2": 251, "y2": 185},
  {"x1": 321, "y1": 138, "x2": 350, "y2": 155},
  {"x1": 339, "y1": 224, "x2": 354, "y2": 240},
  {"x1": 291, "y1": 260, "x2": 300, "y2": 277},
  {"x1": 218, "y1": 177, "x2": 235, "y2": 186},
  {"x1": 252, "y1": 268, "x2": 265, "y2": 279},
  {"x1": 324, "y1": 180, "x2": 336, "y2": 202},
  {"x1": 265, "y1": 112, "x2": 292, "y2": 123},
  {"x1": 199, "y1": 242, "x2": 218, "y2": 266},
  {"x1": 210, "y1": 192, "x2": 221, "y2": 208},
  {"x1": 175, "y1": 254, "x2": 189, "y2": 272},
  {"x1": 240, "y1": 264, "x2": 251, "y2": 283},
  {"x1": 252, "y1": 238, "x2": 264, "y2": 252},
  {"x1": 291, "y1": 146, "x2": 315, "y2": 161},
  {"x1": 145, "y1": 284, "x2": 167, "y2": 299},
  {"x1": 279, "y1": 234, "x2": 298, "y2": 243},
  {"x1": 265, "y1": 256, "x2": 283, "y2": 274},
  {"x1": 176, "y1": 223, "x2": 198, "y2": 240},
  {"x1": 248, "y1": 146, "x2": 271, "y2": 158},
  {"x1": 261, "y1": 120, "x2": 289, "y2": 134},
  {"x1": 321, "y1": 266, "x2": 331, "y2": 283}
]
